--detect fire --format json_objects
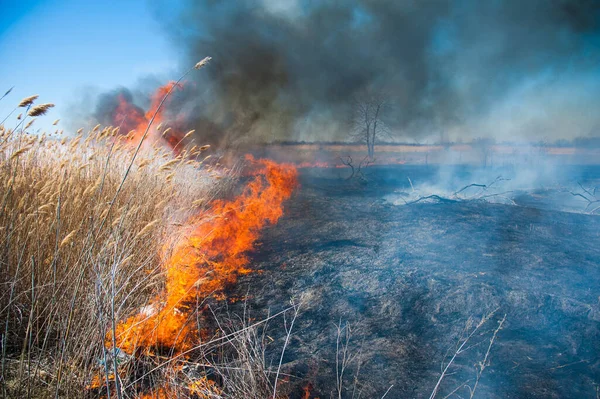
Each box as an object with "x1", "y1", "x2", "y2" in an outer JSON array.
[
  {"x1": 302, "y1": 383, "x2": 312, "y2": 399},
  {"x1": 97, "y1": 78, "x2": 298, "y2": 397},
  {"x1": 136, "y1": 378, "x2": 221, "y2": 399},
  {"x1": 112, "y1": 155, "x2": 298, "y2": 354},
  {"x1": 113, "y1": 81, "x2": 185, "y2": 149},
  {"x1": 113, "y1": 95, "x2": 146, "y2": 136}
]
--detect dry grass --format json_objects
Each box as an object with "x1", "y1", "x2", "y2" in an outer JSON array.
[
  {"x1": 0, "y1": 64, "x2": 298, "y2": 397},
  {"x1": 0, "y1": 118, "x2": 228, "y2": 397}
]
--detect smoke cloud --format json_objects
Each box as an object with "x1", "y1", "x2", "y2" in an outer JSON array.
[{"x1": 136, "y1": 0, "x2": 600, "y2": 146}]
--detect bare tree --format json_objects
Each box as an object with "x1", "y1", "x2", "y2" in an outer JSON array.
[
  {"x1": 471, "y1": 137, "x2": 495, "y2": 167},
  {"x1": 350, "y1": 89, "x2": 389, "y2": 161},
  {"x1": 533, "y1": 139, "x2": 548, "y2": 166}
]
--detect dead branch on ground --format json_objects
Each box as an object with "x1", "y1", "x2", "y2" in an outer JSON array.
[
  {"x1": 429, "y1": 310, "x2": 506, "y2": 399},
  {"x1": 400, "y1": 176, "x2": 513, "y2": 206},
  {"x1": 339, "y1": 155, "x2": 372, "y2": 181},
  {"x1": 564, "y1": 182, "x2": 600, "y2": 214}
]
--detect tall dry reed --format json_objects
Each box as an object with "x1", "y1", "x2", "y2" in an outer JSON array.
[{"x1": 0, "y1": 120, "x2": 226, "y2": 398}]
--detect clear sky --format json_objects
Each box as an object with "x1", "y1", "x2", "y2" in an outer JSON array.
[{"x1": 0, "y1": 0, "x2": 177, "y2": 131}]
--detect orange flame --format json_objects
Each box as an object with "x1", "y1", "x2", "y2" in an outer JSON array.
[
  {"x1": 302, "y1": 382, "x2": 319, "y2": 399},
  {"x1": 113, "y1": 81, "x2": 184, "y2": 149},
  {"x1": 98, "y1": 79, "x2": 299, "y2": 398},
  {"x1": 113, "y1": 155, "x2": 298, "y2": 354},
  {"x1": 113, "y1": 95, "x2": 147, "y2": 135}
]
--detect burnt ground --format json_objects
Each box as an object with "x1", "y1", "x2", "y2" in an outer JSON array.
[{"x1": 221, "y1": 165, "x2": 600, "y2": 398}]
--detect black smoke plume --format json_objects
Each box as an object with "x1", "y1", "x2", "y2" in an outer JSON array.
[{"x1": 117, "y1": 0, "x2": 600, "y2": 146}]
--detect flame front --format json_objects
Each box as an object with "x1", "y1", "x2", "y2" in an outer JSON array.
[
  {"x1": 113, "y1": 155, "x2": 298, "y2": 354},
  {"x1": 97, "y1": 80, "x2": 298, "y2": 397}
]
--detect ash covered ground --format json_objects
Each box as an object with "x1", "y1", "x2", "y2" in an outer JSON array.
[{"x1": 220, "y1": 165, "x2": 600, "y2": 398}]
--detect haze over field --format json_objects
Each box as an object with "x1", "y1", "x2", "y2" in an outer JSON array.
[{"x1": 160, "y1": 0, "x2": 600, "y2": 145}]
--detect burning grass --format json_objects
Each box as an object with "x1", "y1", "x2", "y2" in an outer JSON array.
[
  {"x1": 112, "y1": 156, "x2": 297, "y2": 356},
  {"x1": 0, "y1": 89, "x2": 304, "y2": 399},
  {"x1": 0, "y1": 121, "x2": 223, "y2": 397},
  {"x1": 1, "y1": 61, "x2": 322, "y2": 398}
]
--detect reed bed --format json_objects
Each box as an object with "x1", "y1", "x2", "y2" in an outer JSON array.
[{"x1": 0, "y1": 117, "x2": 227, "y2": 397}]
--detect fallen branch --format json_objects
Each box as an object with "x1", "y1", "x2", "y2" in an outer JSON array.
[
  {"x1": 467, "y1": 314, "x2": 506, "y2": 398},
  {"x1": 429, "y1": 310, "x2": 501, "y2": 399},
  {"x1": 340, "y1": 155, "x2": 372, "y2": 181},
  {"x1": 405, "y1": 195, "x2": 459, "y2": 205},
  {"x1": 567, "y1": 191, "x2": 592, "y2": 203},
  {"x1": 477, "y1": 191, "x2": 516, "y2": 205},
  {"x1": 564, "y1": 182, "x2": 600, "y2": 214},
  {"x1": 403, "y1": 176, "x2": 513, "y2": 207},
  {"x1": 454, "y1": 176, "x2": 510, "y2": 198},
  {"x1": 578, "y1": 182, "x2": 594, "y2": 199},
  {"x1": 453, "y1": 183, "x2": 488, "y2": 196}
]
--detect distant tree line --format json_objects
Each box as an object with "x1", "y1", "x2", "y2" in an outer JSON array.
[{"x1": 270, "y1": 137, "x2": 600, "y2": 148}]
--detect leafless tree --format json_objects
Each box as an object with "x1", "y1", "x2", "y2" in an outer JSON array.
[
  {"x1": 350, "y1": 89, "x2": 390, "y2": 161},
  {"x1": 533, "y1": 139, "x2": 549, "y2": 165},
  {"x1": 471, "y1": 137, "x2": 495, "y2": 167}
]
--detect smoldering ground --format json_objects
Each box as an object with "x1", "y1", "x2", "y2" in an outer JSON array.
[{"x1": 218, "y1": 165, "x2": 600, "y2": 398}]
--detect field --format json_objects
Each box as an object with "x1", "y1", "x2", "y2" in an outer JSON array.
[
  {"x1": 225, "y1": 165, "x2": 600, "y2": 398},
  {"x1": 1, "y1": 117, "x2": 599, "y2": 399},
  {"x1": 4, "y1": 0, "x2": 600, "y2": 397}
]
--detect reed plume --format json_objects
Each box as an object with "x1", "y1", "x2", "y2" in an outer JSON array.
[
  {"x1": 28, "y1": 103, "x2": 55, "y2": 116},
  {"x1": 18, "y1": 94, "x2": 39, "y2": 107},
  {"x1": 194, "y1": 56, "x2": 212, "y2": 69}
]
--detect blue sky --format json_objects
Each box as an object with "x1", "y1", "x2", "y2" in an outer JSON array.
[{"x1": 0, "y1": 0, "x2": 177, "y2": 131}]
